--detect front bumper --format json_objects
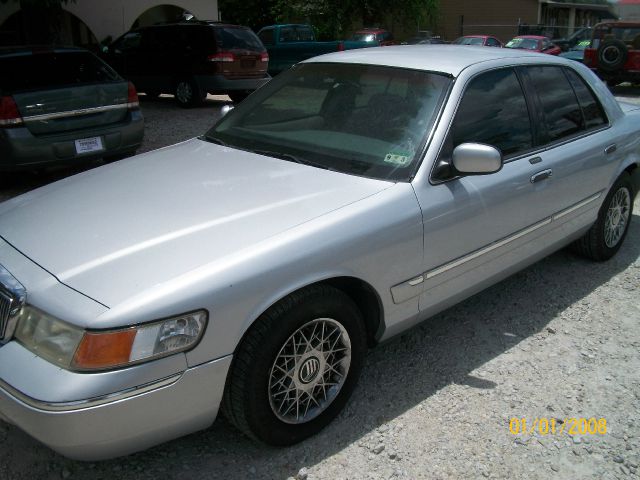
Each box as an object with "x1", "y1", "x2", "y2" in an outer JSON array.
[{"x1": 0, "y1": 347, "x2": 232, "y2": 460}]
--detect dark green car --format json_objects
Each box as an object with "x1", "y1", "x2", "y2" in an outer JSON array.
[{"x1": 0, "y1": 47, "x2": 144, "y2": 171}]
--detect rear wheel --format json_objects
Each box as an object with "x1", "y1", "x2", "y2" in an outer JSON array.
[
  {"x1": 223, "y1": 284, "x2": 366, "y2": 445},
  {"x1": 597, "y1": 39, "x2": 628, "y2": 73},
  {"x1": 572, "y1": 173, "x2": 634, "y2": 261},
  {"x1": 175, "y1": 78, "x2": 203, "y2": 108}
]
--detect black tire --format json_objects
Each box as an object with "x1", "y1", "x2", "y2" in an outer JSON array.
[
  {"x1": 223, "y1": 284, "x2": 367, "y2": 445},
  {"x1": 175, "y1": 78, "x2": 203, "y2": 108},
  {"x1": 228, "y1": 91, "x2": 250, "y2": 104},
  {"x1": 597, "y1": 39, "x2": 628, "y2": 73},
  {"x1": 572, "y1": 173, "x2": 634, "y2": 261}
]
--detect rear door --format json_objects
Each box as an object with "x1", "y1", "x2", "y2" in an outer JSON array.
[
  {"x1": 3, "y1": 51, "x2": 128, "y2": 136},
  {"x1": 519, "y1": 65, "x2": 617, "y2": 223}
]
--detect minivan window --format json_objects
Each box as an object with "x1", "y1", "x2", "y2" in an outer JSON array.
[
  {"x1": 449, "y1": 68, "x2": 533, "y2": 156},
  {"x1": 114, "y1": 32, "x2": 141, "y2": 52},
  {"x1": 0, "y1": 51, "x2": 120, "y2": 93},
  {"x1": 564, "y1": 68, "x2": 608, "y2": 129},
  {"x1": 218, "y1": 27, "x2": 264, "y2": 51},
  {"x1": 526, "y1": 65, "x2": 584, "y2": 143}
]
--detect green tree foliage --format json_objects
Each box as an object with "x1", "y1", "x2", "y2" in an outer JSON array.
[{"x1": 219, "y1": 0, "x2": 439, "y2": 40}]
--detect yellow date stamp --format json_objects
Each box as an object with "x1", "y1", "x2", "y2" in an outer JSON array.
[{"x1": 509, "y1": 417, "x2": 607, "y2": 436}]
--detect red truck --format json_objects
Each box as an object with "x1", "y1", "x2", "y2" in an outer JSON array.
[{"x1": 583, "y1": 21, "x2": 640, "y2": 86}]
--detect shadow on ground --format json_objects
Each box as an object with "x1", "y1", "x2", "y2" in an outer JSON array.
[{"x1": 2, "y1": 211, "x2": 639, "y2": 480}]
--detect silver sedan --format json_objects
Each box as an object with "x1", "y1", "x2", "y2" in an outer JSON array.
[{"x1": 0, "y1": 46, "x2": 638, "y2": 460}]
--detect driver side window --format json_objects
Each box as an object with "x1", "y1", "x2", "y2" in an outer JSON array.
[{"x1": 434, "y1": 68, "x2": 533, "y2": 180}]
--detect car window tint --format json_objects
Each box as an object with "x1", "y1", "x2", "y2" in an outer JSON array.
[
  {"x1": 451, "y1": 68, "x2": 532, "y2": 156},
  {"x1": 0, "y1": 52, "x2": 120, "y2": 92},
  {"x1": 564, "y1": 68, "x2": 608, "y2": 129},
  {"x1": 295, "y1": 26, "x2": 315, "y2": 42},
  {"x1": 116, "y1": 32, "x2": 141, "y2": 52},
  {"x1": 279, "y1": 27, "x2": 294, "y2": 43},
  {"x1": 258, "y1": 29, "x2": 274, "y2": 45},
  {"x1": 486, "y1": 38, "x2": 500, "y2": 46},
  {"x1": 526, "y1": 66, "x2": 585, "y2": 142},
  {"x1": 220, "y1": 27, "x2": 264, "y2": 51}
]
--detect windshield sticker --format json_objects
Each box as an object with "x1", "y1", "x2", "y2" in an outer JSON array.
[{"x1": 384, "y1": 151, "x2": 411, "y2": 166}]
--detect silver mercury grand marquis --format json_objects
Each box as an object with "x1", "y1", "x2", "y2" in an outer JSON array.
[{"x1": 0, "y1": 46, "x2": 638, "y2": 460}]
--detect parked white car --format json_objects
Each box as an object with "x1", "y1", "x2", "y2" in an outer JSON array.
[{"x1": 0, "y1": 45, "x2": 638, "y2": 460}]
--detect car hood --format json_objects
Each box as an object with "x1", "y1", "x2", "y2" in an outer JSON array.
[{"x1": 0, "y1": 138, "x2": 391, "y2": 307}]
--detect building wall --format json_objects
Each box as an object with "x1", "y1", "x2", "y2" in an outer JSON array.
[
  {"x1": 434, "y1": 0, "x2": 539, "y2": 42},
  {"x1": 615, "y1": 3, "x2": 640, "y2": 20},
  {"x1": 0, "y1": 0, "x2": 219, "y2": 45}
]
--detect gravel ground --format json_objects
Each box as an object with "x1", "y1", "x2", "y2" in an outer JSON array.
[{"x1": 0, "y1": 89, "x2": 639, "y2": 480}]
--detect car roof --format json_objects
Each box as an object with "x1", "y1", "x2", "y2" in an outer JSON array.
[
  {"x1": 515, "y1": 35, "x2": 546, "y2": 40},
  {"x1": 305, "y1": 45, "x2": 560, "y2": 77}
]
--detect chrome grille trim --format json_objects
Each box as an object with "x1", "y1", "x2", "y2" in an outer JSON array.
[{"x1": 0, "y1": 264, "x2": 26, "y2": 343}]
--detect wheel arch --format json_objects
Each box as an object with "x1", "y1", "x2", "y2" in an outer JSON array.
[
  {"x1": 234, "y1": 275, "x2": 385, "y2": 355},
  {"x1": 623, "y1": 162, "x2": 640, "y2": 197}
]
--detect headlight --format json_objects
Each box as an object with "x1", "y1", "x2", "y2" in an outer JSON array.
[{"x1": 14, "y1": 306, "x2": 207, "y2": 371}]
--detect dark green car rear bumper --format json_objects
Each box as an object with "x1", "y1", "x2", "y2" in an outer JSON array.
[{"x1": 0, "y1": 110, "x2": 144, "y2": 171}]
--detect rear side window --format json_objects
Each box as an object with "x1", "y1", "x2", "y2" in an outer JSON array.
[
  {"x1": 564, "y1": 68, "x2": 608, "y2": 129},
  {"x1": 450, "y1": 68, "x2": 533, "y2": 156},
  {"x1": 0, "y1": 51, "x2": 120, "y2": 93},
  {"x1": 217, "y1": 27, "x2": 264, "y2": 51},
  {"x1": 526, "y1": 66, "x2": 585, "y2": 142},
  {"x1": 295, "y1": 26, "x2": 315, "y2": 41}
]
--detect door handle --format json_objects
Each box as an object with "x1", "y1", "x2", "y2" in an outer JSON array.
[
  {"x1": 605, "y1": 144, "x2": 617, "y2": 155},
  {"x1": 531, "y1": 169, "x2": 553, "y2": 183}
]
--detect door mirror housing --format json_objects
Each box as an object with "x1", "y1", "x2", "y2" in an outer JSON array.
[{"x1": 452, "y1": 143, "x2": 502, "y2": 175}]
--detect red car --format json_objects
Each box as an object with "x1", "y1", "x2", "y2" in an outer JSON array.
[
  {"x1": 505, "y1": 35, "x2": 562, "y2": 55},
  {"x1": 453, "y1": 35, "x2": 503, "y2": 47},
  {"x1": 350, "y1": 28, "x2": 395, "y2": 46}
]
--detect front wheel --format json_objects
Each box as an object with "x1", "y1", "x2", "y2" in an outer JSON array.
[
  {"x1": 572, "y1": 173, "x2": 634, "y2": 261},
  {"x1": 223, "y1": 284, "x2": 366, "y2": 445}
]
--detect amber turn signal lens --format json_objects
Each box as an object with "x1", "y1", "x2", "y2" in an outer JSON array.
[{"x1": 73, "y1": 330, "x2": 136, "y2": 370}]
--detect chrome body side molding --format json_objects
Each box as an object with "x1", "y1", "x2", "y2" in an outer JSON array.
[{"x1": 390, "y1": 191, "x2": 603, "y2": 304}]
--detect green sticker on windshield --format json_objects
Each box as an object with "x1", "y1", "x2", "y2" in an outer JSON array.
[{"x1": 384, "y1": 151, "x2": 411, "y2": 166}]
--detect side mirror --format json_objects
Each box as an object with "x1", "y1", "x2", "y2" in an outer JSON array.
[{"x1": 452, "y1": 143, "x2": 502, "y2": 175}]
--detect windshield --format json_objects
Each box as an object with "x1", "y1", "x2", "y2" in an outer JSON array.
[
  {"x1": 506, "y1": 38, "x2": 539, "y2": 50},
  {"x1": 206, "y1": 63, "x2": 451, "y2": 181},
  {"x1": 454, "y1": 37, "x2": 483, "y2": 45}
]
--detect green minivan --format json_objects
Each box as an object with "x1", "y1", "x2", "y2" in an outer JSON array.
[{"x1": 0, "y1": 46, "x2": 144, "y2": 171}]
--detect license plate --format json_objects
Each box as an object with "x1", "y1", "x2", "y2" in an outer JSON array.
[
  {"x1": 241, "y1": 59, "x2": 256, "y2": 68},
  {"x1": 75, "y1": 136, "x2": 103, "y2": 155}
]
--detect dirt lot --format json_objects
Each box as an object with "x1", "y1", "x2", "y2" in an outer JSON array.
[{"x1": 0, "y1": 89, "x2": 639, "y2": 480}]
